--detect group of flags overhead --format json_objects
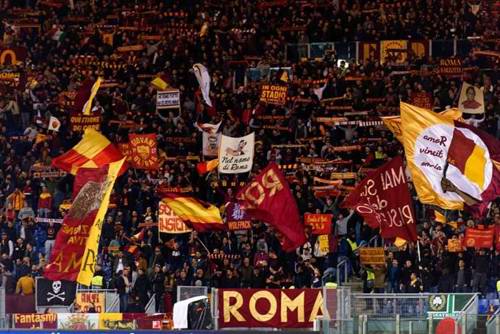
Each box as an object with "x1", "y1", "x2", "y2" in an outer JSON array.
[{"x1": 43, "y1": 65, "x2": 499, "y2": 287}]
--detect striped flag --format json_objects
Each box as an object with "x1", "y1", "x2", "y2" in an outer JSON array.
[
  {"x1": 162, "y1": 195, "x2": 224, "y2": 232},
  {"x1": 74, "y1": 78, "x2": 102, "y2": 115},
  {"x1": 52, "y1": 128, "x2": 126, "y2": 175}
]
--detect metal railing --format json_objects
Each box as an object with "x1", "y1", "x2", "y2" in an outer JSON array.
[
  {"x1": 336, "y1": 259, "x2": 349, "y2": 286},
  {"x1": 145, "y1": 293, "x2": 156, "y2": 314},
  {"x1": 486, "y1": 307, "x2": 500, "y2": 334},
  {"x1": 176, "y1": 285, "x2": 209, "y2": 302}
]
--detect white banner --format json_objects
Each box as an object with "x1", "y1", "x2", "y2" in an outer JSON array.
[
  {"x1": 218, "y1": 133, "x2": 255, "y2": 174},
  {"x1": 156, "y1": 89, "x2": 180, "y2": 109},
  {"x1": 203, "y1": 132, "x2": 221, "y2": 157},
  {"x1": 458, "y1": 82, "x2": 484, "y2": 115},
  {"x1": 192, "y1": 63, "x2": 212, "y2": 107}
]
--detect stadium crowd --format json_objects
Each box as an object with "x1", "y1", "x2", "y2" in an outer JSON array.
[{"x1": 0, "y1": 0, "x2": 498, "y2": 314}]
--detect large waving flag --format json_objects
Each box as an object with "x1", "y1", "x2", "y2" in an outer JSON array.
[
  {"x1": 193, "y1": 63, "x2": 212, "y2": 107},
  {"x1": 237, "y1": 163, "x2": 306, "y2": 252},
  {"x1": 74, "y1": 78, "x2": 102, "y2": 115},
  {"x1": 341, "y1": 156, "x2": 417, "y2": 242},
  {"x1": 162, "y1": 195, "x2": 224, "y2": 232},
  {"x1": 400, "y1": 102, "x2": 500, "y2": 213},
  {"x1": 44, "y1": 159, "x2": 125, "y2": 286},
  {"x1": 52, "y1": 128, "x2": 126, "y2": 175}
]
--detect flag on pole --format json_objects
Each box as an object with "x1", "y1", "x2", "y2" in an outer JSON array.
[
  {"x1": 74, "y1": 78, "x2": 102, "y2": 116},
  {"x1": 52, "y1": 128, "x2": 126, "y2": 175},
  {"x1": 192, "y1": 63, "x2": 212, "y2": 107},
  {"x1": 237, "y1": 163, "x2": 306, "y2": 251},
  {"x1": 400, "y1": 102, "x2": 500, "y2": 214},
  {"x1": 48, "y1": 116, "x2": 61, "y2": 132},
  {"x1": 44, "y1": 159, "x2": 125, "y2": 286},
  {"x1": 197, "y1": 159, "x2": 219, "y2": 175},
  {"x1": 162, "y1": 195, "x2": 224, "y2": 232}
]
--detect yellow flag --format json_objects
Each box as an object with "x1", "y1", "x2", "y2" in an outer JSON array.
[
  {"x1": 381, "y1": 116, "x2": 403, "y2": 142},
  {"x1": 83, "y1": 77, "x2": 102, "y2": 116},
  {"x1": 383, "y1": 108, "x2": 462, "y2": 143},
  {"x1": 77, "y1": 158, "x2": 125, "y2": 285},
  {"x1": 400, "y1": 102, "x2": 463, "y2": 210}
]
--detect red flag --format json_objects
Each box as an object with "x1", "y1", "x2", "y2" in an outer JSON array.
[
  {"x1": 341, "y1": 156, "x2": 417, "y2": 242},
  {"x1": 446, "y1": 121, "x2": 500, "y2": 217},
  {"x1": 118, "y1": 133, "x2": 159, "y2": 170},
  {"x1": 44, "y1": 160, "x2": 123, "y2": 283},
  {"x1": 464, "y1": 226, "x2": 494, "y2": 249},
  {"x1": 237, "y1": 163, "x2": 306, "y2": 251}
]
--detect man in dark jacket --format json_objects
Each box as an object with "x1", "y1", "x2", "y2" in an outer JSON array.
[
  {"x1": 455, "y1": 259, "x2": 472, "y2": 292},
  {"x1": 116, "y1": 267, "x2": 131, "y2": 312}
]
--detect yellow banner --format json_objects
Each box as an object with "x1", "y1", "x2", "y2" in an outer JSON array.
[
  {"x1": 77, "y1": 158, "x2": 125, "y2": 285},
  {"x1": 359, "y1": 247, "x2": 385, "y2": 265},
  {"x1": 380, "y1": 40, "x2": 408, "y2": 64},
  {"x1": 76, "y1": 292, "x2": 105, "y2": 313}
]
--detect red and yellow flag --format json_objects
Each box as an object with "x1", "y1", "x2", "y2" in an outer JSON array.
[
  {"x1": 162, "y1": 195, "x2": 224, "y2": 232},
  {"x1": 74, "y1": 78, "x2": 102, "y2": 116},
  {"x1": 400, "y1": 102, "x2": 499, "y2": 213},
  {"x1": 52, "y1": 129, "x2": 126, "y2": 175},
  {"x1": 44, "y1": 159, "x2": 125, "y2": 285},
  {"x1": 196, "y1": 159, "x2": 219, "y2": 175}
]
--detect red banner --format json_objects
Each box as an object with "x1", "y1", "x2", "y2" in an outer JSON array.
[
  {"x1": 119, "y1": 134, "x2": 159, "y2": 170},
  {"x1": 218, "y1": 289, "x2": 325, "y2": 328},
  {"x1": 304, "y1": 214, "x2": 332, "y2": 234},
  {"x1": 237, "y1": 163, "x2": 306, "y2": 251},
  {"x1": 410, "y1": 92, "x2": 433, "y2": 110},
  {"x1": 464, "y1": 227, "x2": 494, "y2": 249},
  {"x1": 13, "y1": 313, "x2": 57, "y2": 329},
  {"x1": 341, "y1": 156, "x2": 417, "y2": 242},
  {"x1": 44, "y1": 166, "x2": 108, "y2": 281},
  {"x1": 70, "y1": 112, "x2": 102, "y2": 132}
]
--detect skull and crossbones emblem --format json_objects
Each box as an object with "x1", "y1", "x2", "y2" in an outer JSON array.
[{"x1": 47, "y1": 280, "x2": 65, "y2": 302}]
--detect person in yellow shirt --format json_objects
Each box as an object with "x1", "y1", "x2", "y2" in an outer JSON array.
[
  {"x1": 16, "y1": 273, "x2": 35, "y2": 296},
  {"x1": 7, "y1": 188, "x2": 25, "y2": 213}
]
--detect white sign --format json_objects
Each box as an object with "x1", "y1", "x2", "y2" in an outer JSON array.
[
  {"x1": 156, "y1": 89, "x2": 180, "y2": 109},
  {"x1": 218, "y1": 133, "x2": 255, "y2": 174},
  {"x1": 203, "y1": 132, "x2": 221, "y2": 157},
  {"x1": 458, "y1": 82, "x2": 484, "y2": 115}
]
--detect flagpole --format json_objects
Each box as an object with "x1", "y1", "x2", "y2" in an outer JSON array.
[{"x1": 416, "y1": 239, "x2": 421, "y2": 263}]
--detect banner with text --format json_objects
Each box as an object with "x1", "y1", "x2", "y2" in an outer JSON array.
[
  {"x1": 76, "y1": 292, "x2": 106, "y2": 313},
  {"x1": 218, "y1": 133, "x2": 255, "y2": 174},
  {"x1": 304, "y1": 214, "x2": 332, "y2": 235},
  {"x1": 341, "y1": 156, "x2": 417, "y2": 242},
  {"x1": 259, "y1": 84, "x2": 288, "y2": 105},
  {"x1": 359, "y1": 247, "x2": 385, "y2": 265},
  {"x1": 70, "y1": 113, "x2": 102, "y2": 132},
  {"x1": 218, "y1": 288, "x2": 325, "y2": 328},
  {"x1": 156, "y1": 89, "x2": 180, "y2": 109},
  {"x1": 158, "y1": 199, "x2": 192, "y2": 234}
]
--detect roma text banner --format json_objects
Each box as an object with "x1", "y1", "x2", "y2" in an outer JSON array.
[
  {"x1": 259, "y1": 84, "x2": 288, "y2": 105},
  {"x1": 218, "y1": 289, "x2": 325, "y2": 328},
  {"x1": 464, "y1": 227, "x2": 494, "y2": 249},
  {"x1": 304, "y1": 214, "x2": 332, "y2": 235},
  {"x1": 218, "y1": 133, "x2": 255, "y2": 174},
  {"x1": 359, "y1": 248, "x2": 385, "y2": 265},
  {"x1": 341, "y1": 156, "x2": 417, "y2": 242},
  {"x1": 237, "y1": 163, "x2": 305, "y2": 251},
  {"x1": 437, "y1": 58, "x2": 463, "y2": 76},
  {"x1": 158, "y1": 199, "x2": 192, "y2": 234}
]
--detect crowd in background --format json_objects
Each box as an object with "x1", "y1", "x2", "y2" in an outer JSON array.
[{"x1": 0, "y1": 0, "x2": 498, "y2": 314}]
